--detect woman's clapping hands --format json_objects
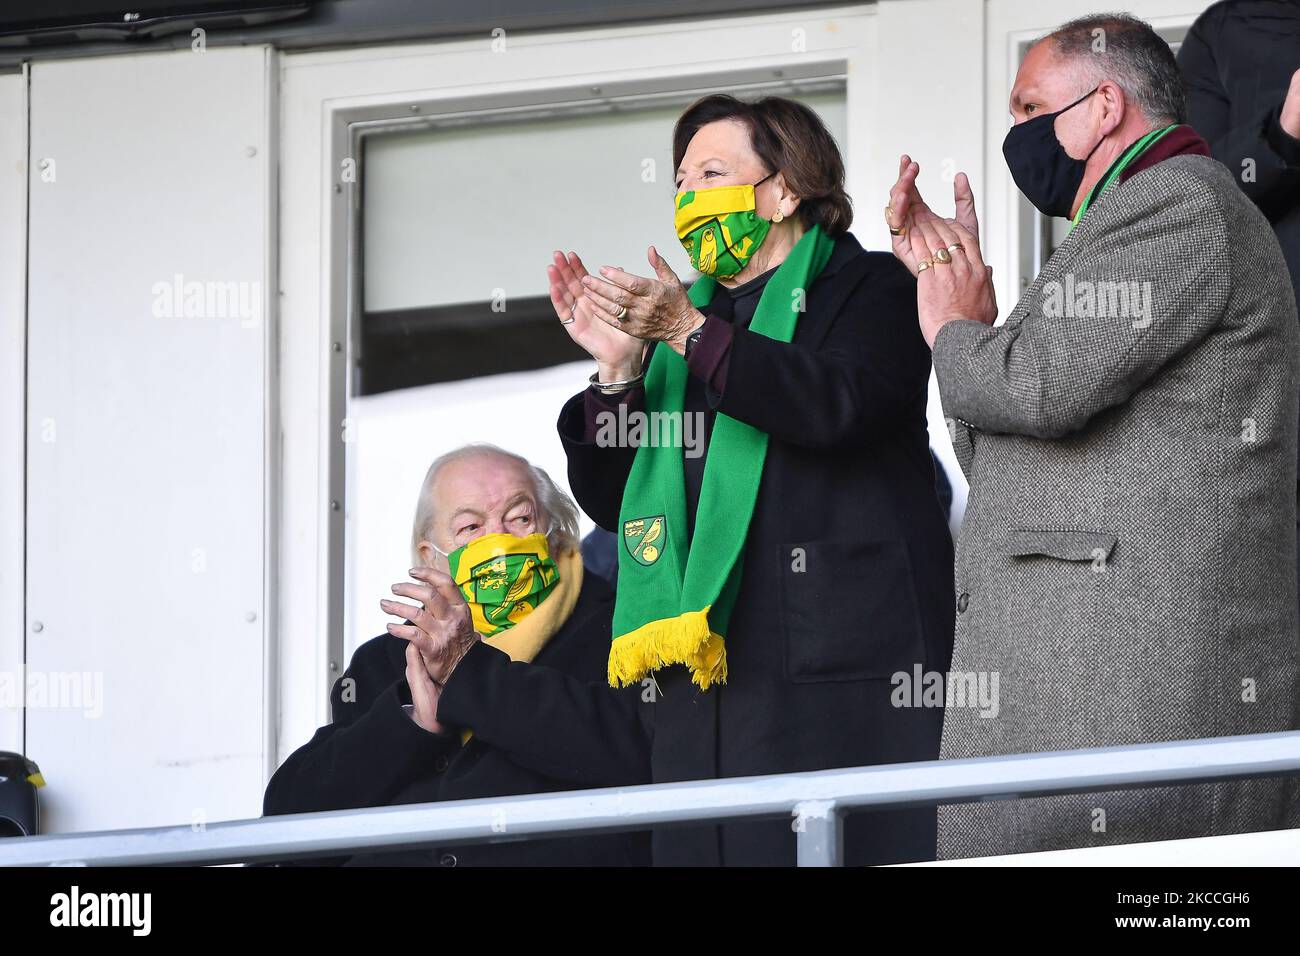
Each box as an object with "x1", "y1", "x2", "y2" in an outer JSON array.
[
  {"x1": 549, "y1": 245, "x2": 706, "y2": 367},
  {"x1": 548, "y1": 249, "x2": 645, "y2": 380}
]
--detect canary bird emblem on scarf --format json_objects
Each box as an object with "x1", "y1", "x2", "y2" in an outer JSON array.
[
  {"x1": 623, "y1": 515, "x2": 665, "y2": 567},
  {"x1": 697, "y1": 228, "x2": 718, "y2": 275}
]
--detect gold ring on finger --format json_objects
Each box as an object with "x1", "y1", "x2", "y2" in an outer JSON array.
[
  {"x1": 932, "y1": 247, "x2": 953, "y2": 265},
  {"x1": 947, "y1": 243, "x2": 964, "y2": 254},
  {"x1": 885, "y1": 205, "x2": 906, "y2": 236},
  {"x1": 615, "y1": 304, "x2": 629, "y2": 320},
  {"x1": 917, "y1": 259, "x2": 932, "y2": 273}
]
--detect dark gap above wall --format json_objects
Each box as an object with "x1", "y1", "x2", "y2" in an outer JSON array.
[{"x1": 358, "y1": 296, "x2": 590, "y2": 395}]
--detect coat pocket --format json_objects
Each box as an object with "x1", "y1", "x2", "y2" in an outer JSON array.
[
  {"x1": 779, "y1": 537, "x2": 927, "y2": 683},
  {"x1": 1004, "y1": 528, "x2": 1117, "y2": 565}
]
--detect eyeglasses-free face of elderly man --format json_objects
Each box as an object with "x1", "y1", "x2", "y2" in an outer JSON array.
[
  {"x1": 382, "y1": 446, "x2": 564, "y2": 731},
  {"x1": 382, "y1": 445, "x2": 581, "y2": 734},
  {"x1": 261, "y1": 443, "x2": 649, "y2": 868}
]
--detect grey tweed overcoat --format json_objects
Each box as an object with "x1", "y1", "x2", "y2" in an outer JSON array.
[{"x1": 932, "y1": 154, "x2": 1300, "y2": 859}]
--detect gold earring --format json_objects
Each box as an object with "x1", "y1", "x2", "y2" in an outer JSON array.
[{"x1": 772, "y1": 206, "x2": 784, "y2": 224}]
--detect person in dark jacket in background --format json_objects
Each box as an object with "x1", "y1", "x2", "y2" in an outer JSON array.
[
  {"x1": 1179, "y1": 0, "x2": 1300, "y2": 582},
  {"x1": 1180, "y1": 0, "x2": 1300, "y2": 305},
  {"x1": 262, "y1": 443, "x2": 648, "y2": 867},
  {"x1": 580, "y1": 525, "x2": 620, "y2": 587}
]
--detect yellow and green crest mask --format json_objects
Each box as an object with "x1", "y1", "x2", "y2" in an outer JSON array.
[
  {"x1": 445, "y1": 531, "x2": 560, "y2": 636},
  {"x1": 674, "y1": 171, "x2": 775, "y2": 277}
]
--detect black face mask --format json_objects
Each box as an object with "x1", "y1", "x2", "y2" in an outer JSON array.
[{"x1": 1002, "y1": 87, "x2": 1103, "y2": 218}]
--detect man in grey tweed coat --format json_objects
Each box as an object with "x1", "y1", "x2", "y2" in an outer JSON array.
[{"x1": 887, "y1": 14, "x2": 1300, "y2": 858}]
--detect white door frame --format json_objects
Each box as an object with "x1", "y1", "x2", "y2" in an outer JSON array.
[{"x1": 0, "y1": 66, "x2": 28, "y2": 756}]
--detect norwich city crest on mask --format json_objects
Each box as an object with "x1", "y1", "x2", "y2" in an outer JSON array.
[{"x1": 623, "y1": 515, "x2": 665, "y2": 567}]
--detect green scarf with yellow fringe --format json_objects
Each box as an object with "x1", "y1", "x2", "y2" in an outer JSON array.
[{"x1": 607, "y1": 222, "x2": 836, "y2": 689}]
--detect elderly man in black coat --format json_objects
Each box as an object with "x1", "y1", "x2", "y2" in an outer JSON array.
[{"x1": 262, "y1": 444, "x2": 648, "y2": 867}]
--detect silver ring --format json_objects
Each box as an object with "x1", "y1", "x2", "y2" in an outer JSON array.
[{"x1": 560, "y1": 302, "x2": 577, "y2": 326}]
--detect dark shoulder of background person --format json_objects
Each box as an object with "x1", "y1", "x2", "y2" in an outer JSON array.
[
  {"x1": 530, "y1": 565, "x2": 615, "y2": 681},
  {"x1": 580, "y1": 527, "x2": 619, "y2": 587}
]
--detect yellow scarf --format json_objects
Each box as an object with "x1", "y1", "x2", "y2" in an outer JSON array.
[{"x1": 456, "y1": 545, "x2": 583, "y2": 745}]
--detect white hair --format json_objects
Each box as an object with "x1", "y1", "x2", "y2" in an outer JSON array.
[{"x1": 410, "y1": 442, "x2": 580, "y2": 567}]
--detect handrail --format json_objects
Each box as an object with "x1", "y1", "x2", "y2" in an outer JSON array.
[{"x1": 3, "y1": 730, "x2": 1299, "y2": 867}]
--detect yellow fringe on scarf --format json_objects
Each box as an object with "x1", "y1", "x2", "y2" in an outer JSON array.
[{"x1": 607, "y1": 604, "x2": 728, "y2": 690}]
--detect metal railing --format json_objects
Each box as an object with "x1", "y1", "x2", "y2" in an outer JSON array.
[{"x1": 4, "y1": 730, "x2": 1300, "y2": 867}]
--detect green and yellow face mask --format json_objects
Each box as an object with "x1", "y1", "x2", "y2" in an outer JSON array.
[
  {"x1": 674, "y1": 171, "x2": 775, "y2": 277},
  {"x1": 443, "y1": 531, "x2": 560, "y2": 636}
]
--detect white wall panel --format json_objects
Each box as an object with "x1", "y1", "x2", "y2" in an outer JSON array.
[
  {"x1": 0, "y1": 69, "x2": 28, "y2": 757},
  {"x1": 25, "y1": 47, "x2": 272, "y2": 833}
]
